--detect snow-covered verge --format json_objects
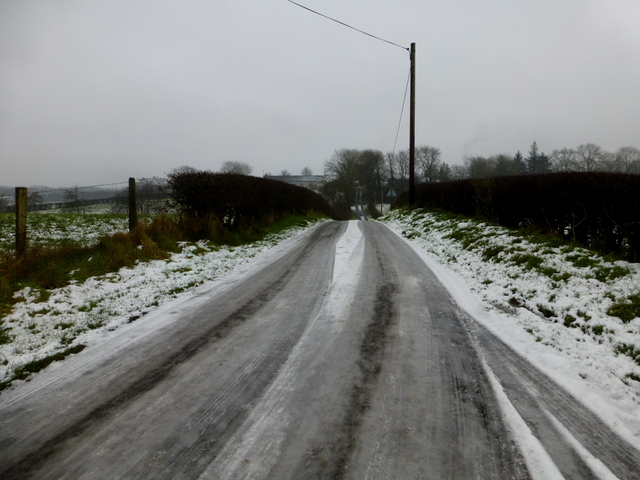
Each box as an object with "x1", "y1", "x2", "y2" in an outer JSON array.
[
  {"x1": 381, "y1": 208, "x2": 640, "y2": 446},
  {"x1": 0, "y1": 220, "x2": 325, "y2": 388}
]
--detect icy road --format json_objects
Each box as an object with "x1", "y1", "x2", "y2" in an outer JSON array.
[{"x1": 1, "y1": 221, "x2": 639, "y2": 479}]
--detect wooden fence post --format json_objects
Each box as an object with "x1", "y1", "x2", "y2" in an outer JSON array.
[
  {"x1": 129, "y1": 177, "x2": 137, "y2": 232},
  {"x1": 15, "y1": 187, "x2": 27, "y2": 257}
]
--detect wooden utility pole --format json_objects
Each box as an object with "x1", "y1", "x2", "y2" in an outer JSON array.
[
  {"x1": 15, "y1": 187, "x2": 27, "y2": 257},
  {"x1": 128, "y1": 177, "x2": 137, "y2": 232},
  {"x1": 409, "y1": 42, "x2": 416, "y2": 206}
]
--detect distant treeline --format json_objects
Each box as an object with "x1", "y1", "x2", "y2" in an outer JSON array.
[
  {"x1": 167, "y1": 171, "x2": 338, "y2": 236},
  {"x1": 387, "y1": 142, "x2": 640, "y2": 184},
  {"x1": 395, "y1": 172, "x2": 640, "y2": 262}
]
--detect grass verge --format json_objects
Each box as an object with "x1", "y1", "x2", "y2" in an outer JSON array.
[{"x1": 608, "y1": 294, "x2": 640, "y2": 323}]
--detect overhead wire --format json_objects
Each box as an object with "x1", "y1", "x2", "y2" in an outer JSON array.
[
  {"x1": 1, "y1": 181, "x2": 129, "y2": 199},
  {"x1": 31, "y1": 181, "x2": 129, "y2": 195},
  {"x1": 287, "y1": 1, "x2": 408, "y2": 51},
  {"x1": 391, "y1": 67, "x2": 411, "y2": 162},
  {"x1": 287, "y1": 0, "x2": 413, "y2": 180}
]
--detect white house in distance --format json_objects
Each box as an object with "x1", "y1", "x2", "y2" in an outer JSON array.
[{"x1": 263, "y1": 175, "x2": 324, "y2": 192}]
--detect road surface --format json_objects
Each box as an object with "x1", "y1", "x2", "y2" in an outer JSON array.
[{"x1": 1, "y1": 220, "x2": 638, "y2": 479}]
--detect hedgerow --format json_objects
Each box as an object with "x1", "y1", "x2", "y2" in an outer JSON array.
[
  {"x1": 166, "y1": 171, "x2": 338, "y2": 238},
  {"x1": 395, "y1": 172, "x2": 640, "y2": 261}
]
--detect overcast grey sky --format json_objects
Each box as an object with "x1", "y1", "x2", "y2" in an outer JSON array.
[{"x1": 1, "y1": 0, "x2": 639, "y2": 187}]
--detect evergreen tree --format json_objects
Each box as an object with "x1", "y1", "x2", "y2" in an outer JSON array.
[
  {"x1": 526, "y1": 141, "x2": 539, "y2": 174},
  {"x1": 526, "y1": 141, "x2": 551, "y2": 174},
  {"x1": 437, "y1": 162, "x2": 452, "y2": 182},
  {"x1": 513, "y1": 151, "x2": 526, "y2": 174},
  {"x1": 536, "y1": 152, "x2": 552, "y2": 173},
  {"x1": 493, "y1": 154, "x2": 514, "y2": 176}
]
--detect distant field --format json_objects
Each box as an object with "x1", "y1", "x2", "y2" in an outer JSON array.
[{"x1": 0, "y1": 213, "x2": 155, "y2": 252}]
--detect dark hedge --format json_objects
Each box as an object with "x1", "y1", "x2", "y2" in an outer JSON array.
[
  {"x1": 166, "y1": 171, "x2": 337, "y2": 232},
  {"x1": 395, "y1": 172, "x2": 640, "y2": 261}
]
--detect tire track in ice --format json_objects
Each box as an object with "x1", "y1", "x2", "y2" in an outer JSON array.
[{"x1": 203, "y1": 220, "x2": 365, "y2": 478}]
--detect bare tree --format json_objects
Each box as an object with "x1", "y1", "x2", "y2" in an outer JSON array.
[
  {"x1": 575, "y1": 143, "x2": 603, "y2": 172},
  {"x1": 220, "y1": 161, "x2": 253, "y2": 175},
  {"x1": 615, "y1": 146, "x2": 640, "y2": 174},
  {"x1": 358, "y1": 150, "x2": 385, "y2": 187},
  {"x1": 384, "y1": 152, "x2": 397, "y2": 184},
  {"x1": 170, "y1": 165, "x2": 198, "y2": 175},
  {"x1": 551, "y1": 148, "x2": 579, "y2": 172},
  {"x1": 358, "y1": 149, "x2": 386, "y2": 211},
  {"x1": 301, "y1": 166, "x2": 313, "y2": 176},
  {"x1": 416, "y1": 145, "x2": 441, "y2": 182},
  {"x1": 598, "y1": 151, "x2": 620, "y2": 172},
  {"x1": 450, "y1": 164, "x2": 468, "y2": 180},
  {"x1": 64, "y1": 186, "x2": 85, "y2": 213},
  {"x1": 280, "y1": 169, "x2": 291, "y2": 176},
  {"x1": 396, "y1": 149, "x2": 410, "y2": 180},
  {"x1": 324, "y1": 149, "x2": 362, "y2": 207}
]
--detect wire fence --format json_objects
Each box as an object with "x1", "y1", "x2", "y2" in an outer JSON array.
[
  {"x1": 0, "y1": 181, "x2": 171, "y2": 214},
  {"x1": 0, "y1": 181, "x2": 128, "y2": 200},
  {"x1": 3, "y1": 179, "x2": 172, "y2": 256}
]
